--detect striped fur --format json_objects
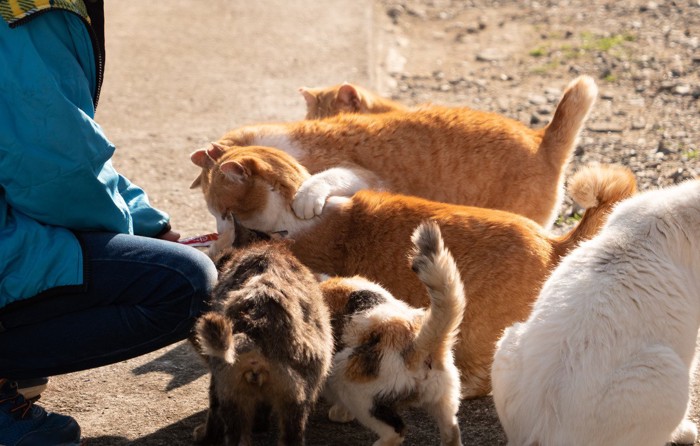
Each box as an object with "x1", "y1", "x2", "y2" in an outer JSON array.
[{"x1": 192, "y1": 240, "x2": 333, "y2": 446}]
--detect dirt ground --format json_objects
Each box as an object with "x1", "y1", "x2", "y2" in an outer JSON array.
[{"x1": 39, "y1": 1, "x2": 699, "y2": 445}]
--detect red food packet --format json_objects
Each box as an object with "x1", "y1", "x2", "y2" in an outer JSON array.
[{"x1": 178, "y1": 233, "x2": 219, "y2": 247}]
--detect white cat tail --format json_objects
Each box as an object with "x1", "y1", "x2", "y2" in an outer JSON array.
[
  {"x1": 195, "y1": 312, "x2": 236, "y2": 364},
  {"x1": 552, "y1": 163, "x2": 637, "y2": 259},
  {"x1": 539, "y1": 75, "x2": 598, "y2": 168},
  {"x1": 410, "y1": 221, "x2": 467, "y2": 361}
]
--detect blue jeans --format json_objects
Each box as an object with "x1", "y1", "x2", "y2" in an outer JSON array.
[{"x1": 0, "y1": 232, "x2": 217, "y2": 379}]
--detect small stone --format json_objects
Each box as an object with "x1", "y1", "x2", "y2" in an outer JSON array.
[
  {"x1": 674, "y1": 84, "x2": 692, "y2": 95},
  {"x1": 587, "y1": 122, "x2": 624, "y2": 133},
  {"x1": 528, "y1": 94, "x2": 547, "y2": 105},
  {"x1": 640, "y1": 1, "x2": 658, "y2": 12},
  {"x1": 476, "y1": 48, "x2": 507, "y2": 62},
  {"x1": 530, "y1": 114, "x2": 542, "y2": 125},
  {"x1": 657, "y1": 139, "x2": 672, "y2": 155},
  {"x1": 386, "y1": 5, "x2": 404, "y2": 20},
  {"x1": 601, "y1": 91, "x2": 615, "y2": 100},
  {"x1": 631, "y1": 119, "x2": 647, "y2": 130}
]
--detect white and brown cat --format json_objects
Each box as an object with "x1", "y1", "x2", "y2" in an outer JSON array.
[
  {"x1": 190, "y1": 145, "x2": 637, "y2": 397},
  {"x1": 299, "y1": 83, "x2": 407, "y2": 119},
  {"x1": 320, "y1": 221, "x2": 465, "y2": 446},
  {"x1": 195, "y1": 75, "x2": 598, "y2": 228}
]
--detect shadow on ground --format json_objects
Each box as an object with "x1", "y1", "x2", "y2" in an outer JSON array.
[{"x1": 86, "y1": 397, "x2": 506, "y2": 445}]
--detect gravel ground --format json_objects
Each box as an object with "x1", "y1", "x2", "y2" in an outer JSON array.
[{"x1": 375, "y1": 0, "x2": 699, "y2": 232}]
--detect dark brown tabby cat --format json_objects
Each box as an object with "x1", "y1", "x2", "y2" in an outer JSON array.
[{"x1": 192, "y1": 236, "x2": 333, "y2": 446}]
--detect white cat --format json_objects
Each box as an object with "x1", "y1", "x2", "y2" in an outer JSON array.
[{"x1": 492, "y1": 179, "x2": 700, "y2": 446}]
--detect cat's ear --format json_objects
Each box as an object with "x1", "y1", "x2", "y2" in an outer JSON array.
[
  {"x1": 190, "y1": 148, "x2": 213, "y2": 168},
  {"x1": 207, "y1": 142, "x2": 227, "y2": 160},
  {"x1": 299, "y1": 87, "x2": 318, "y2": 106},
  {"x1": 338, "y1": 83, "x2": 362, "y2": 110},
  {"x1": 191, "y1": 142, "x2": 228, "y2": 168},
  {"x1": 220, "y1": 157, "x2": 261, "y2": 183}
]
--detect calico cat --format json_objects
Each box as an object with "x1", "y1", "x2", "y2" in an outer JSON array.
[
  {"x1": 192, "y1": 237, "x2": 333, "y2": 446},
  {"x1": 193, "y1": 75, "x2": 598, "y2": 228},
  {"x1": 299, "y1": 83, "x2": 407, "y2": 119},
  {"x1": 192, "y1": 146, "x2": 637, "y2": 397},
  {"x1": 492, "y1": 180, "x2": 700, "y2": 446},
  {"x1": 320, "y1": 221, "x2": 465, "y2": 446}
]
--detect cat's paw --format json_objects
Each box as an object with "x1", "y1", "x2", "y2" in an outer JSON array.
[
  {"x1": 192, "y1": 422, "x2": 207, "y2": 443},
  {"x1": 293, "y1": 179, "x2": 330, "y2": 219},
  {"x1": 669, "y1": 418, "x2": 697, "y2": 445},
  {"x1": 328, "y1": 403, "x2": 355, "y2": 423}
]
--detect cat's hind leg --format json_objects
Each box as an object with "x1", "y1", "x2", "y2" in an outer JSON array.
[
  {"x1": 669, "y1": 401, "x2": 698, "y2": 446},
  {"x1": 277, "y1": 401, "x2": 312, "y2": 446},
  {"x1": 424, "y1": 380, "x2": 462, "y2": 446},
  {"x1": 340, "y1": 391, "x2": 405, "y2": 446},
  {"x1": 193, "y1": 377, "x2": 225, "y2": 444},
  {"x1": 575, "y1": 344, "x2": 690, "y2": 446}
]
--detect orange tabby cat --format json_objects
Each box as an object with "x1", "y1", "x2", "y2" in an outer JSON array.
[
  {"x1": 195, "y1": 75, "x2": 597, "y2": 229},
  {"x1": 299, "y1": 83, "x2": 407, "y2": 119},
  {"x1": 190, "y1": 145, "x2": 637, "y2": 397}
]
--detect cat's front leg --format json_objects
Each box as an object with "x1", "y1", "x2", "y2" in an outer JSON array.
[{"x1": 292, "y1": 167, "x2": 377, "y2": 219}]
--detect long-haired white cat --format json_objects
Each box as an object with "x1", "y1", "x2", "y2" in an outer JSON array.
[{"x1": 492, "y1": 179, "x2": 700, "y2": 446}]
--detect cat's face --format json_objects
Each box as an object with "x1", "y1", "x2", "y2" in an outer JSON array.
[{"x1": 190, "y1": 143, "x2": 308, "y2": 234}]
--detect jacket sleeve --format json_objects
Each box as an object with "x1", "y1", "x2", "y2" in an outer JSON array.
[{"x1": 0, "y1": 11, "x2": 170, "y2": 238}]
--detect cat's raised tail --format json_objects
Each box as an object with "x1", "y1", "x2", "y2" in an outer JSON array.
[
  {"x1": 551, "y1": 163, "x2": 638, "y2": 259},
  {"x1": 539, "y1": 75, "x2": 598, "y2": 168},
  {"x1": 410, "y1": 221, "x2": 467, "y2": 362},
  {"x1": 195, "y1": 312, "x2": 236, "y2": 364}
]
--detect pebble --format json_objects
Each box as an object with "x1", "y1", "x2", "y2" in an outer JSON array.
[
  {"x1": 587, "y1": 122, "x2": 625, "y2": 133},
  {"x1": 674, "y1": 84, "x2": 692, "y2": 95},
  {"x1": 476, "y1": 48, "x2": 507, "y2": 62},
  {"x1": 528, "y1": 94, "x2": 547, "y2": 105},
  {"x1": 631, "y1": 119, "x2": 647, "y2": 130}
]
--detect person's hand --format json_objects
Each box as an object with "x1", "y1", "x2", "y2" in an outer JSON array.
[{"x1": 158, "y1": 229, "x2": 181, "y2": 242}]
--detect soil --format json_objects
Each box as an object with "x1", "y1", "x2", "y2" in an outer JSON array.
[{"x1": 39, "y1": 1, "x2": 699, "y2": 445}]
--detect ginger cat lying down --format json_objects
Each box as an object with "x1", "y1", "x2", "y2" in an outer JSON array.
[
  {"x1": 190, "y1": 145, "x2": 637, "y2": 397},
  {"x1": 197, "y1": 75, "x2": 598, "y2": 228},
  {"x1": 299, "y1": 83, "x2": 408, "y2": 119}
]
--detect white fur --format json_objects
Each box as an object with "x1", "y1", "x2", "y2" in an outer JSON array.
[
  {"x1": 293, "y1": 167, "x2": 371, "y2": 219},
  {"x1": 236, "y1": 187, "x2": 316, "y2": 238},
  {"x1": 325, "y1": 275, "x2": 463, "y2": 446},
  {"x1": 249, "y1": 125, "x2": 305, "y2": 159},
  {"x1": 492, "y1": 180, "x2": 700, "y2": 446}
]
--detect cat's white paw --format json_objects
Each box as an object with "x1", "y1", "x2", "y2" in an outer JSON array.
[
  {"x1": 293, "y1": 178, "x2": 330, "y2": 219},
  {"x1": 328, "y1": 403, "x2": 355, "y2": 423},
  {"x1": 669, "y1": 418, "x2": 697, "y2": 445}
]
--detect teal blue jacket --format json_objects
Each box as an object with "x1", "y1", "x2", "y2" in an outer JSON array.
[{"x1": 0, "y1": 4, "x2": 170, "y2": 307}]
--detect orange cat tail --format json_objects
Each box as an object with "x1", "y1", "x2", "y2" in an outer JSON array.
[
  {"x1": 195, "y1": 312, "x2": 236, "y2": 364},
  {"x1": 551, "y1": 164, "x2": 637, "y2": 260},
  {"x1": 539, "y1": 75, "x2": 598, "y2": 168},
  {"x1": 409, "y1": 221, "x2": 467, "y2": 363}
]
